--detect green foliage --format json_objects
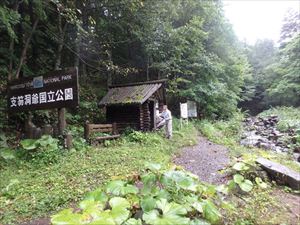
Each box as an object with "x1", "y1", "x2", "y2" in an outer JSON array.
[
  {"x1": 259, "y1": 107, "x2": 300, "y2": 132},
  {"x1": 0, "y1": 133, "x2": 15, "y2": 166},
  {"x1": 0, "y1": 5, "x2": 20, "y2": 39},
  {"x1": 0, "y1": 123, "x2": 198, "y2": 224},
  {"x1": 20, "y1": 135, "x2": 61, "y2": 165},
  {"x1": 195, "y1": 112, "x2": 244, "y2": 148},
  {"x1": 124, "y1": 130, "x2": 162, "y2": 146},
  {"x1": 52, "y1": 164, "x2": 224, "y2": 225}
]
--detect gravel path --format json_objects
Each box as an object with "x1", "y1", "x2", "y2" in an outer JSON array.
[{"x1": 173, "y1": 136, "x2": 230, "y2": 184}]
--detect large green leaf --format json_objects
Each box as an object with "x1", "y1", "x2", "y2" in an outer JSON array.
[
  {"x1": 233, "y1": 174, "x2": 244, "y2": 184},
  {"x1": 192, "y1": 202, "x2": 203, "y2": 213},
  {"x1": 0, "y1": 148, "x2": 15, "y2": 160},
  {"x1": 162, "y1": 170, "x2": 198, "y2": 191},
  {"x1": 232, "y1": 162, "x2": 249, "y2": 171},
  {"x1": 239, "y1": 179, "x2": 253, "y2": 192},
  {"x1": 20, "y1": 139, "x2": 38, "y2": 150},
  {"x1": 51, "y1": 209, "x2": 90, "y2": 225},
  {"x1": 106, "y1": 180, "x2": 138, "y2": 196},
  {"x1": 109, "y1": 197, "x2": 130, "y2": 225},
  {"x1": 0, "y1": 133, "x2": 8, "y2": 147},
  {"x1": 79, "y1": 199, "x2": 105, "y2": 216},
  {"x1": 141, "y1": 196, "x2": 156, "y2": 212},
  {"x1": 141, "y1": 172, "x2": 157, "y2": 186},
  {"x1": 109, "y1": 197, "x2": 130, "y2": 209},
  {"x1": 38, "y1": 135, "x2": 56, "y2": 147},
  {"x1": 143, "y1": 199, "x2": 190, "y2": 225},
  {"x1": 145, "y1": 162, "x2": 162, "y2": 171},
  {"x1": 201, "y1": 200, "x2": 221, "y2": 224},
  {"x1": 89, "y1": 211, "x2": 116, "y2": 225},
  {"x1": 84, "y1": 188, "x2": 108, "y2": 203}
]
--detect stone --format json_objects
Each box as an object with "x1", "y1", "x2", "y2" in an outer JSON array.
[
  {"x1": 256, "y1": 157, "x2": 300, "y2": 190},
  {"x1": 293, "y1": 153, "x2": 300, "y2": 162}
]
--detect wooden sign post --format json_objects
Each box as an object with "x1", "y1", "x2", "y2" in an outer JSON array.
[{"x1": 7, "y1": 68, "x2": 79, "y2": 146}]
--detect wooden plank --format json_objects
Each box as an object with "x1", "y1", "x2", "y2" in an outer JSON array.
[
  {"x1": 256, "y1": 157, "x2": 300, "y2": 190},
  {"x1": 92, "y1": 128, "x2": 113, "y2": 133},
  {"x1": 89, "y1": 124, "x2": 113, "y2": 129},
  {"x1": 95, "y1": 134, "x2": 120, "y2": 140}
]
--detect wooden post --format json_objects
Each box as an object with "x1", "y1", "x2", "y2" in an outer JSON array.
[
  {"x1": 153, "y1": 100, "x2": 157, "y2": 130},
  {"x1": 84, "y1": 121, "x2": 90, "y2": 141},
  {"x1": 58, "y1": 108, "x2": 66, "y2": 135},
  {"x1": 112, "y1": 122, "x2": 118, "y2": 134},
  {"x1": 65, "y1": 133, "x2": 73, "y2": 149}
]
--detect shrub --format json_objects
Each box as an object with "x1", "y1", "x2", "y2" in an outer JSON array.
[{"x1": 20, "y1": 135, "x2": 61, "y2": 165}]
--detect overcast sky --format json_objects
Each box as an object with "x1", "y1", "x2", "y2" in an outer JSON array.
[{"x1": 223, "y1": 0, "x2": 300, "y2": 45}]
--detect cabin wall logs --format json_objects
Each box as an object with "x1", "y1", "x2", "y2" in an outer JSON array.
[
  {"x1": 106, "y1": 102, "x2": 153, "y2": 132},
  {"x1": 106, "y1": 105, "x2": 140, "y2": 131}
]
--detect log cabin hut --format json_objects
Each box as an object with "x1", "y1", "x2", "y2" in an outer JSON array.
[{"x1": 98, "y1": 80, "x2": 167, "y2": 132}]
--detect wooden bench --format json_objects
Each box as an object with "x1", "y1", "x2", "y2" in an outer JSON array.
[{"x1": 84, "y1": 122, "x2": 120, "y2": 144}]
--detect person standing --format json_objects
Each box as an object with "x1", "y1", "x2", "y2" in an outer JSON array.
[{"x1": 160, "y1": 105, "x2": 172, "y2": 139}]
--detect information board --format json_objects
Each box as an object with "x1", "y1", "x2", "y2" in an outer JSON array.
[
  {"x1": 187, "y1": 100, "x2": 197, "y2": 118},
  {"x1": 180, "y1": 102, "x2": 188, "y2": 119},
  {"x1": 7, "y1": 68, "x2": 79, "y2": 112}
]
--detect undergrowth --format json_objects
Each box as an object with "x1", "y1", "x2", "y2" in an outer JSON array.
[{"x1": 0, "y1": 120, "x2": 197, "y2": 224}]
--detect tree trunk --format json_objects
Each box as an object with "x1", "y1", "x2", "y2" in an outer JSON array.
[
  {"x1": 55, "y1": 13, "x2": 67, "y2": 70},
  {"x1": 74, "y1": 33, "x2": 80, "y2": 68},
  {"x1": 15, "y1": 18, "x2": 39, "y2": 79},
  {"x1": 8, "y1": 0, "x2": 21, "y2": 81}
]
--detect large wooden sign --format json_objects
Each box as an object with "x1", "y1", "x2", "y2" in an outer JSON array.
[{"x1": 7, "y1": 68, "x2": 79, "y2": 112}]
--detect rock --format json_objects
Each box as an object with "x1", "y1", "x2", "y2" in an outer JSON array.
[
  {"x1": 241, "y1": 116, "x2": 296, "y2": 159},
  {"x1": 257, "y1": 142, "x2": 272, "y2": 150},
  {"x1": 293, "y1": 153, "x2": 300, "y2": 162},
  {"x1": 256, "y1": 157, "x2": 300, "y2": 190}
]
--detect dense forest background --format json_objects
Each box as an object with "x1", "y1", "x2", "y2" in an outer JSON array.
[{"x1": 0, "y1": 0, "x2": 299, "y2": 126}]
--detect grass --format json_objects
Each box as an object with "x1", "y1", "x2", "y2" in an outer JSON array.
[{"x1": 0, "y1": 120, "x2": 198, "y2": 224}]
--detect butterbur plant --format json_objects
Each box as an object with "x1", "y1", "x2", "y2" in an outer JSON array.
[
  {"x1": 51, "y1": 163, "x2": 224, "y2": 225},
  {"x1": 228, "y1": 161, "x2": 268, "y2": 193},
  {"x1": 20, "y1": 135, "x2": 61, "y2": 164}
]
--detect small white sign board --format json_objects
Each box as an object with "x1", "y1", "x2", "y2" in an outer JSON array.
[
  {"x1": 187, "y1": 101, "x2": 197, "y2": 118},
  {"x1": 180, "y1": 103, "x2": 188, "y2": 119}
]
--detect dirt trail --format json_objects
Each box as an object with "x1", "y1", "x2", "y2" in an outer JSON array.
[{"x1": 173, "y1": 136, "x2": 230, "y2": 184}]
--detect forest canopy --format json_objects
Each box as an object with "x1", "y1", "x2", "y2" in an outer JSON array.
[{"x1": 0, "y1": 0, "x2": 299, "y2": 120}]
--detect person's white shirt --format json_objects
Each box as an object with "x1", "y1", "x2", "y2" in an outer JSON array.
[{"x1": 161, "y1": 109, "x2": 172, "y2": 121}]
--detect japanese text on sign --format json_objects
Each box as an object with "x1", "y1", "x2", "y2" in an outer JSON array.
[
  {"x1": 10, "y1": 88, "x2": 74, "y2": 108},
  {"x1": 7, "y1": 68, "x2": 79, "y2": 112}
]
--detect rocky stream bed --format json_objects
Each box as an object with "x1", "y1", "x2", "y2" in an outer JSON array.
[{"x1": 240, "y1": 115, "x2": 300, "y2": 162}]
